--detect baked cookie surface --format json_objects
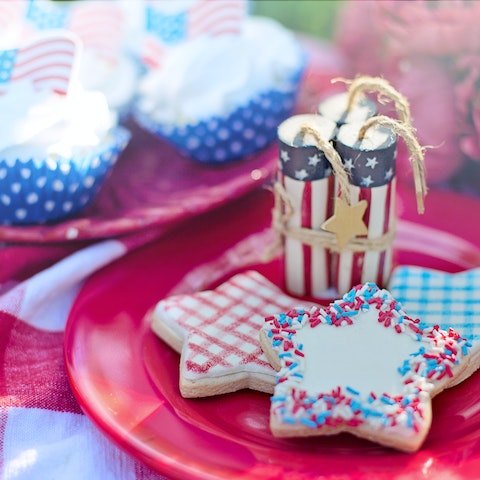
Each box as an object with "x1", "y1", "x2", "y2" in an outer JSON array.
[
  {"x1": 152, "y1": 270, "x2": 315, "y2": 397},
  {"x1": 260, "y1": 282, "x2": 475, "y2": 452}
]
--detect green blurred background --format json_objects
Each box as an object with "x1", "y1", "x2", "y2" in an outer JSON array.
[{"x1": 252, "y1": 0, "x2": 344, "y2": 39}]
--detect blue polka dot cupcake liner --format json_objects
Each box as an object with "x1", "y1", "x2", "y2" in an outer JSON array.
[
  {"x1": 134, "y1": 67, "x2": 305, "y2": 164},
  {"x1": 0, "y1": 127, "x2": 130, "y2": 225}
]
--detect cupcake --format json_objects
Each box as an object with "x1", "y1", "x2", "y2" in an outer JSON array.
[
  {"x1": 134, "y1": 15, "x2": 306, "y2": 164},
  {"x1": 22, "y1": 0, "x2": 140, "y2": 117},
  {"x1": 0, "y1": 32, "x2": 130, "y2": 225}
]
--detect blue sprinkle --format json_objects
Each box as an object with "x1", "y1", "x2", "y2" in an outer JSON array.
[
  {"x1": 292, "y1": 372, "x2": 304, "y2": 379},
  {"x1": 271, "y1": 396, "x2": 287, "y2": 402},
  {"x1": 360, "y1": 303, "x2": 370, "y2": 311},
  {"x1": 344, "y1": 289, "x2": 356, "y2": 303},
  {"x1": 398, "y1": 315, "x2": 404, "y2": 324},
  {"x1": 316, "y1": 411, "x2": 332, "y2": 424},
  {"x1": 273, "y1": 339, "x2": 282, "y2": 347},
  {"x1": 283, "y1": 417, "x2": 297, "y2": 424},
  {"x1": 288, "y1": 362, "x2": 298, "y2": 370},
  {"x1": 278, "y1": 352, "x2": 292, "y2": 358},
  {"x1": 300, "y1": 418, "x2": 317, "y2": 428},
  {"x1": 333, "y1": 303, "x2": 344, "y2": 313},
  {"x1": 401, "y1": 397, "x2": 410, "y2": 406},
  {"x1": 267, "y1": 330, "x2": 273, "y2": 337},
  {"x1": 381, "y1": 395, "x2": 396, "y2": 405},
  {"x1": 325, "y1": 315, "x2": 332, "y2": 325},
  {"x1": 411, "y1": 346, "x2": 425, "y2": 357},
  {"x1": 462, "y1": 345, "x2": 470, "y2": 355},
  {"x1": 350, "y1": 400, "x2": 361, "y2": 412},
  {"x1": 346, "y1": 386, "x2": 360, "y2": 395},
  {"x1": 406, "y1": 409, "x2": 414, "y2": 428},
  {"x1": 341, "y1": 310, "x2": 358, "y2": 317},
  {"x1": 298, "y1": 343, "x2": 303, "y2": 350}
]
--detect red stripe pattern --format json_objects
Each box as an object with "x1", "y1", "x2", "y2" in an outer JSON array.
[
  {"x1": 143, "y1": 0, "x2": 246, "y2": 70},
  {"x1": 0, "y1": 34, "x2": 77, "y2": 96},
  {"x1": 156, "y1": 271, "x2": 312, "y2": 380},
  {"x1": 68, "y1": 1, "x2": 125, "y2": 64}
]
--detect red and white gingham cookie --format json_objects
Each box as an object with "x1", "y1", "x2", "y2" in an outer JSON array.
[{"x1": 151, "y1": 270, "x2": 315, "y2": 398}]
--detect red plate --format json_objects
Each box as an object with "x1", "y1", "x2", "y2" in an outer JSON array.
[{"x1": 64, "y1": 187, "x2": 480, "y2": 479}]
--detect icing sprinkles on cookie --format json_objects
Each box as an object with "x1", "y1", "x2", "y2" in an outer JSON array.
[{"x1": 260, "y1": 282, "x2": 473, "y2": 452}]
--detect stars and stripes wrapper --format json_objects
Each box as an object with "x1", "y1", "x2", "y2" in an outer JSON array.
[
  {"x1": 277, "y1": 114, "x2": 337, "y2": 298},
  {"x1": 333, "y1": 121, "x2": 397, "y2": 293}
]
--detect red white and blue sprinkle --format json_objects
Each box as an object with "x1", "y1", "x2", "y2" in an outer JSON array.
[{"x1": 263, "y1": 282, "x2": 471, "y2": 437}]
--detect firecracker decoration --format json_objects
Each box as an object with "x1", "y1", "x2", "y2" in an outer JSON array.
[
  {"x1": 275, "y1": 114, "x2": 337, "y2": 298},
  {"x1": 269, "y1": 76, "x2": 426, "y2": 300}
]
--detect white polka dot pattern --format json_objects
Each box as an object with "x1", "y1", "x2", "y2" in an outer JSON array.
[
  {"x1": 133, "y1": 68, "x2": 304, "y2": 164},
  {"x1": 0, "y1": 127, "x2": 130, "y2": 225}
]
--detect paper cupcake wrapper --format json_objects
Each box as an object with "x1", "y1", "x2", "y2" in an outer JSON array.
[
  {"x1": 134, "y1": 65, "x2": 305, "y2": 164},
  {"x1": 0, "y1": 127, "x2": 130, "y2": 225}
]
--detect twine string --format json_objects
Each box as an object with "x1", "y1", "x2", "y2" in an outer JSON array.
[
  {"x1": 358, "y1": 115, "x2": 427, "y2": 214},
  {"x1": 334, "y1": 75, "x2": 412, "y2": 125},
  {"x1": 268, "y1": 181, "x2": 395, "y2": 255},
  {"x1": 298, "y1": 124, "x2": 353, "y2": 205}
]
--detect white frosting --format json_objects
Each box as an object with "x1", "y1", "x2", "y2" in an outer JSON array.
[
  {"x1": 137, "y1": 16, "x2": 304, "y2": 125},
  {"x1": 296, "y1": 308, "x2": 418, "y2": 396},
  {"x1": 78, "y1": 51, "x2": 139, "y2": 112},
  {"x1": 0, "y1": 81, "x2": 117, "y2": 159}
]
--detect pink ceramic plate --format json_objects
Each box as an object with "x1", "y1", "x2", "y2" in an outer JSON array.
[{"x1": 65, "y1": 188, "x2": 480, "y2": 479}]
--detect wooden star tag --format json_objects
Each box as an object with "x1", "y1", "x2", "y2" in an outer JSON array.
[{"x1": 321, "y1": 197, "x2": 368, "y2": 249}]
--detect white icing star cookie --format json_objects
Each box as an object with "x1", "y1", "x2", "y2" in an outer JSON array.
[
  {"x1": 259, "y1": 282, "x2": 475, "y2": 452},
  {"x1": 151, "y1": 270, "x2": 315, "y2": 398}
]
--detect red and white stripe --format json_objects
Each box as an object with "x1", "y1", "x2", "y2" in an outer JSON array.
[
  {"x1": 189, "y1": 0, "x2": 246, "y2": 38},
  {"x1": 334, "y1": 178, "x2": 396, "y2": 294},
  {"x1": 68, "y1": 1, "x2": 124, "y2": 64},
  {"x1": 141, "y1": 33, "x2": 166, "y2": 70},
  {"x1": 2, "y1": 34, "x2": 77, "y2": 96},
  {"x1": 281, "y1": 172, "x2": 335, "y2": 299}
]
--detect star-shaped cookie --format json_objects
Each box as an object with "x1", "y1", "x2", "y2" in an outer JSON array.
[
  {"x1": 151, "y1": 270, "x2": 316, "y2": 398},
  {"x1": 259, "y1": 282, "x2": 475, "y2": 452}
]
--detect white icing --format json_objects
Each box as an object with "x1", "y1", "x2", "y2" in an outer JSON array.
[
  {"x1": 296, "y1": 308, "x2": 416, "y2": 396},
  {"x1": 136, "y1": 16, "x2": 304, "y2": 125},
  {"x1": 77, "y1": 51, "x2": 139, "y2": 112},
  {"x1": 0, "y1": 81, "x2": 117, "y2": 159}
]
